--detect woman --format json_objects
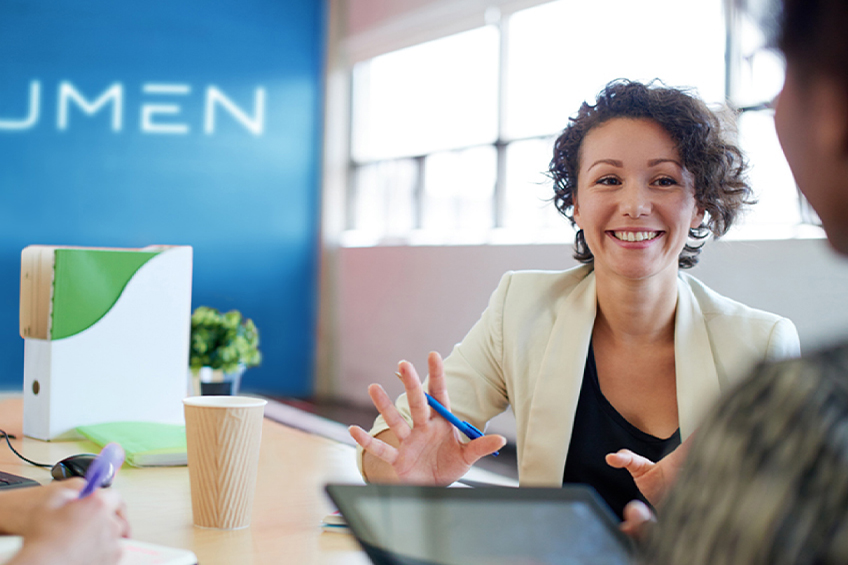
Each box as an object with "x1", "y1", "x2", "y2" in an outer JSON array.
[{"x1": 350, "y1": 79, "x2": 800, "y2": 518}]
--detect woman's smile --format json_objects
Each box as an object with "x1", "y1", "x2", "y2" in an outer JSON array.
[{"x1": 609, "y1": 230, "x2": 664, "y2": 243}]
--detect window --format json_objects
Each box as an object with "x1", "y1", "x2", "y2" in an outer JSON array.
[
  {"x1": 730, "y1": 10, "x2": 820, "y2": 237},
  {"x1": 343, "y1": 0, "x2": 818, "y2": 247},
  {"x1": 351, "y1": 27, "x2": 499, "y2": 162}
]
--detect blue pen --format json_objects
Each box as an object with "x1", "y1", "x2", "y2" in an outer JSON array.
[
  {"x1": 396, "y1": 371, "x2": 499, "y2": 456},
  {"x1": 424, "y1": 393, "x2": 498, "y2": 456},
  {"x1": 78, "y1": 443, "x2": 125, "y2": 499}
]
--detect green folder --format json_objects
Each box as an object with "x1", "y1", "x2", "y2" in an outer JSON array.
[{"x1": 76, "y1": 422, "x2": 187, "y2": 467}]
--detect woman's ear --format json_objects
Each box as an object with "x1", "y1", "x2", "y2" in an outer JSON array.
[
  {"x1": 572, "y1": 196, "x2": 581, "y2": 228},
  {"x1": 690, "y1": 206, "x2": 705, "y2": 229}
]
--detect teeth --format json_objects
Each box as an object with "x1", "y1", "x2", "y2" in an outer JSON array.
[{"x1": 614, "y1": 231, "x2": 659, "y2": 242}]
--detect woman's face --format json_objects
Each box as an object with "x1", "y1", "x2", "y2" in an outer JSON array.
[
  {"x1": 774, "y1": 63, "x2": 848, "y2": 255},
  {"x1": 573, "y1": 118, "x2": 704, "y2": 282}
]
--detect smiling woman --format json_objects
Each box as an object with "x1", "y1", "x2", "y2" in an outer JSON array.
[
  {"x1": 550, "y1": 80, "x2": 752, "y2": 270},
  {"x1": 573, "y1": 118, "x2": 704, "y2": 285},
  {"x1": 350, "y1": 79, "x2": 800, "y2": 521}
]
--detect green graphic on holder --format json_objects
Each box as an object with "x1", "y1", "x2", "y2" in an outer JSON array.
[{"x1": 50, "y1": 249, "x2": 160, "y2": 340}]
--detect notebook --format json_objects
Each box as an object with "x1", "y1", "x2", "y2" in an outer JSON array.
[
  {"x1": 325, "y1": 483, "x2": 634, "y2": 565},
  {"x1": 0, "y1": 536, "x2": 197, "y2": 565},
  {"x1": 76, "y1": 422, "x2": 187, "y2": 467}
]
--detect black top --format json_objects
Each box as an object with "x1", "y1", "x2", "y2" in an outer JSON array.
[{"x1": 563, "y1": 342, "x2": 681, "y2": 519}]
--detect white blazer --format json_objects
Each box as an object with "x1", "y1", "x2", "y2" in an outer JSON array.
[{"x1": 361, "y1": 265, "x2": 801, "y2": 486}]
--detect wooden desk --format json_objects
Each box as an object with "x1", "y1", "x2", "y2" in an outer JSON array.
[{"x1": 0, "y1": 398, "x2": 370, "y2": 565}]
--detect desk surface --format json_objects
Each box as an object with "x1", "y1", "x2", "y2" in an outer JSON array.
[{"x1": 0, "y1": 397, "x2": 370, "y2": 565}]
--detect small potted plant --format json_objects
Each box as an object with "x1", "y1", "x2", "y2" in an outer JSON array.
[{"x1": 189, "y1": 306, "x2": 261, "y2": 396}]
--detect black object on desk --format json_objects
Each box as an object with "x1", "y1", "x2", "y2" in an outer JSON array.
[{"x1": 0, "y1": 470, "x2": 39, "y2": 490}]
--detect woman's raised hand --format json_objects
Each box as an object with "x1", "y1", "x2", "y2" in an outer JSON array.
[
  {"x1": 349, "y1": 351, "x2": 506, "y2": 485},
  {"x1": 605, "y1": 434, "x2": 693, "y2": 507}
]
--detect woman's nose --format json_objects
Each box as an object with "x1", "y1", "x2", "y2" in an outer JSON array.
[{"x1": 620, "y1": 184, "x2": 652, "y2": 217}]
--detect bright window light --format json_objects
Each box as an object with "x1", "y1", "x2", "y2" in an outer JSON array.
[
  {"x1": 350, "y1": 159, "x2": 417, "y2": 241},
  {"x1": 729, "y1": 12, "x2": 816, "y2": 237},
  {"x1": 505, "y1": 0, "x2": 726, "y2": 140},
  {"x1": 351, "y1": 27, "x2": 499, "y2": 162},
  {"x1": 421, "y1": 146, "x2": 497, "y2": 237},
  {"x1": 734, "y1": 111, "x2": 801, "y2": 233},
  {"x1": 502, "y1": 137, "x2": 567, "y2": 238}
]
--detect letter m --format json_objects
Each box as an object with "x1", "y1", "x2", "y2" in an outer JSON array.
[{"x1": 57, "y1": 82, "x2": 123, "y2": 131}]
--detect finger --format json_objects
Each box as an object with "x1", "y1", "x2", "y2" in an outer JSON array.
[
  {"x1": 368, "y1": 384, "x2": 411, "y2": 440},
  {"x1": 92, "y1": 488, "x2": 123, "y2": 509},
  {"x1": 95, "y1": 489, "x2": 130, "y2": 538},
  {"x1": 398, "y1": 360, "x2": 430, "y2": 427},
  {"x1": 115, "y1": 499, "x2": 132, "y2": 538},
  {"x1": 349, "y1": 425, "x2": 399, "y2": 465},
  {"x1": 619, "y1": 500, "x2": 655, "y2": 539},
  {"x1": 59, "y1": 477, "x2": 86, "y2": 492},
  {"x1": 460, "y1": 434, "x2": 507, "y2": 465},
  {"x1": 605, "y1": 449, "x2": 655, "y2": 479},
  {"x1": 426, "y1": 351, "x2": 450, "y2": 409},
  {"x1": 44, "y1": 480, "x2": 83, "y2": 508},
  {"x1": 46, "y1": 476, "x2": 85, "y2": 495}
]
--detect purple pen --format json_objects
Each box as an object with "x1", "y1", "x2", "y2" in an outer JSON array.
[{"x1": 78, "y1": 442, "x2": 125, "y2": 499}]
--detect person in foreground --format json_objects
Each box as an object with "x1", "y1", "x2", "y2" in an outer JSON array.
[
  {"x1": 629, "y1": 0, "x2": 848, "y2": 560},
  {"x1": 350, "y1": 79, "x2": 801, "y2": 518},
  {"x1": 643, "y1": 347, "x2": 848, "y2": 563},
  {"x1": 0, "y1": 478, "x2": 130, "y2": 565}
]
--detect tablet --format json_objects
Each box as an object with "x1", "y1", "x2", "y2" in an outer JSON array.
[{"x1": 325, "y1": 483, "x2": 634, "y2": 565}]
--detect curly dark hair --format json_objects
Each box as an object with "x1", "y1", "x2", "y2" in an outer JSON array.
[{"x1": 548, "y1": 79, "x2": 753, "y2": 269}]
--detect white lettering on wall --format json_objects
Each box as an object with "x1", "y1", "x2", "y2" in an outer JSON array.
[
  {"x1": 204, "y1": 86, "x2": 265, "y2": 136},
  {"x1": 0, "y1": 81, "x2": 266, "y2": 135},
  {"x1": 0, "y1": 81, "x2": 40, "y2": 130},
  {"x1": 141, "y1": 83, "x2": 190, "y2": 134},
  {"x1": 58, "y1": 82, "x2": 124, "y2": 131}
]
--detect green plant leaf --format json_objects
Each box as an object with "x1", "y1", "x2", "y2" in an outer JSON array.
[{"x1": 189, "y1": 306, "x2": 261, "y2": 371}]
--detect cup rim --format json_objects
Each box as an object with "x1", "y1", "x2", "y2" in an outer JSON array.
[{"x1": 183, "y1": 395, "x2": 267, "y2": 408}]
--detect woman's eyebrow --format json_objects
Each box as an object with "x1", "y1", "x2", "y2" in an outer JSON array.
[
  {"x1": 648, "y1": 158, "x2": 683, "y2": 168},
  {"x1": 586, "y1": 158, "x2": 623, "y2": 171}
]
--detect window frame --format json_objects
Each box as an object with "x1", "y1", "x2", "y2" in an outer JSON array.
[{"x1": 342, "y1": 0, "x2": 820, "y2": 248}]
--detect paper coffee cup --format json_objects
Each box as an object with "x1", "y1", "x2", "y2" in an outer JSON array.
[{"x1": 183, "y1": 395, "x2": 267, "y2": 529}]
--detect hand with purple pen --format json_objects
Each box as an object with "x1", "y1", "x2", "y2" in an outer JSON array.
[
  {"x1": 78, "y1": 443, "x2": 125, "y2": 499},
  {"x1": 0, "y1": 444, "x2": 130, "y2": 565}
]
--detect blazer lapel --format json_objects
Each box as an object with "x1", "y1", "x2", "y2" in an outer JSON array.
[
  {"x1": 674, "y1": 275, "x2": 720, "y2": 440},
  {"x1": 519, "y1": 270, "x2": 596, "y2": 486}
]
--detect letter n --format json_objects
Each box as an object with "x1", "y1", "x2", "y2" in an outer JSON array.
[{"x1": 204, "y1": 86, "x2": 265, "y2": 136}]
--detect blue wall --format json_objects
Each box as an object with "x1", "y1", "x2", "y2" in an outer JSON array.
[{"x1": 0, "y1": 1, "x2": 325, "y2": 396}]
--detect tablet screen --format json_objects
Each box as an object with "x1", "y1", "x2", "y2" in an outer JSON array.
[{"x1": 326, "y1": 484, "x2": 634, "y2": 565}]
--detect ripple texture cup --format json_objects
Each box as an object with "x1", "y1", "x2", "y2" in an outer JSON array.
[{"x1": 183, "y1": 396, "x2": 267, "y2": 529}]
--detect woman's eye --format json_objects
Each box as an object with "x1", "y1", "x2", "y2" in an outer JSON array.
[
  {"x1": 596, "y1": 176, "x2": 620, "y2": 186},
  {"x1": 655, "y1": 177, "x2": 679, "y2": 187}
]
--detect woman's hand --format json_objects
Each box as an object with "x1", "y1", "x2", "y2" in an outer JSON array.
[
  {"x1": 605, "y1": 435, "x2": 692, "y2": 506},
  {"x1": 619, "y1": 500, "x2": 655, "y2": 540},
  {"x1": 0, "y1": 479, "x2": 129, "y2": 539},
  {"x1": 349, "y1": 351, "x2": 506, "y2": 485},
  {"x1": 7, "y1": 479, "x2": 130, "y2": 565}
]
